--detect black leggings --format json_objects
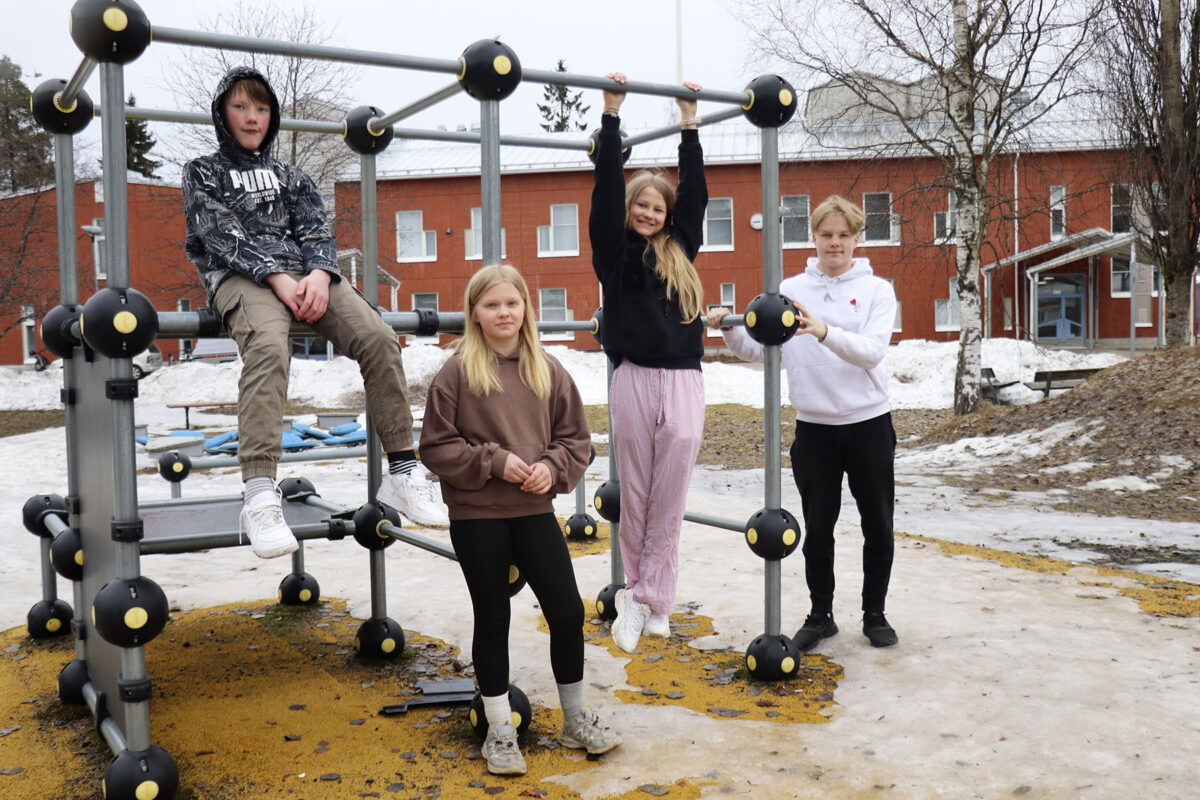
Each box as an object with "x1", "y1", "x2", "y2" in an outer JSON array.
[
  {"x1": 449, "y1": 513, "x2": 585, "y2": 697},
  {"x1": 790, "y1": 413, "x2": 896, "y2": 615}
]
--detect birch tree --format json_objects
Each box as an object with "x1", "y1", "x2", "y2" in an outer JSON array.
[
  {"x1": 743, "y1": 0, "x2": 1098, "y2": 414},
  {"x1": 1092, "y1": 0, "x2": 1200, "y2": 348}
]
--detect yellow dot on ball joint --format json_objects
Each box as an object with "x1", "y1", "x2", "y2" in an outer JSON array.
[
  {"x1": 103, "y1": 8, "x2": 129, "y2": 32},
  {"x1": 135, "y1": 779, "x2": 161, "y2": 800},
  {"x1": 47, "y1": 618, "x2": 63, "y2": 633},
  {"x1": 584, "y1": 524, "x2": 594, "y2": 535},
  {"x1": 746, "y1": 528, "x2": 759, "y2": 544},
  {"x1": 746, "y1": 311, "x2": 758, "y2": 327},
  {"x1": 781, "y1": 656, "x2": 796, "y2": 673},
  {"x1": 783, "y1": 528, "x2": 797, "y2": 546},
  {"x1": 75, "y1": 550, "x2": 84, "y2": 566},
  {"x1": 782, "y1": 309, "x2": 796, "y2": 327},
  {"x1": 125, "y1": 606, "x2": 149, "y2": 630},
  {"x1": 299, "y1": 589, "x2": 312, "y2": 603},
  {"x1": 171, "y1": 463, "x2": 183, "y2": 473},
  {"x1": 113, "y1": 310, "x2": 138, "y2": 334},
  {"x1": 509, "y1": 711, "x2": 523, "y2": 727},
  {"x1": 380, "y1": 637, "x2": 396, "y2": 654},
  {"x1": 508, "y1": 565, "x2": 520, "y2": 583},
  {"x1": 595, "y1": 497, "x2": 603, "y2": 508},
  {"x1": 493, "y1": 55, "x2": 512, "y2": 75},
  {"x1": 778, "y1": 88, "x2": 795, "y2": 107},
  {"x1": 747, "y1": 654, "x2": 758, "y2": 671}
]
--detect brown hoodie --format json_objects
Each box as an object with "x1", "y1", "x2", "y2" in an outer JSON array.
[{"x1": 418, "y1": 351, "x2": 591, "y2": 521}]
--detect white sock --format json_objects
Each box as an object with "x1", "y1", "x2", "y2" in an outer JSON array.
[
  {"x1": 557, "y1": 681, "x2": 585, "y2": 720},
  {"x1": 243, "y1": 477, "x2": 275, "y2": 504},
  {"x1": 482, "y1": 693, "x2": 512, "y2": 729}
]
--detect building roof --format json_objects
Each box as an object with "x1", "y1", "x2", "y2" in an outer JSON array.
[{"x1": 359, "y1": 112, "x2": 1119, "y2": 182}]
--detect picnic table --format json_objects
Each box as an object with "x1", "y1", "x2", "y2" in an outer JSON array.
[{"x1": 167, "y1": 401, "x2": 237, "y2": 428}]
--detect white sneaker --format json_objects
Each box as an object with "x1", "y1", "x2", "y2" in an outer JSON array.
[
  {"x1": 644, "y1": 612, "x2": 671, "y2": 638},
  {"x1": 239, "y1": 491, "x2": 298, "y2": 559},
  {"x1": 560, "y1": 708, "x2": 621, "y2": 755},
  {"x1": 612, "y1": 589, "x2": 648, "y2": 653},
  {"x1": 481, "y1": 722, "x2": 526, "y2": 775},
  {"x1": 377, "y1": 465, "x2": 449, "y2": 529}
]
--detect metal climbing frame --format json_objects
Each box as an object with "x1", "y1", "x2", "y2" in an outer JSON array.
[{"x1": 28, "y1": 2, "x2": 800, "y2": 796}]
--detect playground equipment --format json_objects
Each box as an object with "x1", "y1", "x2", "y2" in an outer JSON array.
[{"x1": 26, "y1": 0, "x2": 802, "y2": 796}]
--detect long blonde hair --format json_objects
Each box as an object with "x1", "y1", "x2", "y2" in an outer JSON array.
[
  {"x1": 624, "y1": 171, "x2": 704, "y2": 323},
  {"x1": 456, "y1": 264, "x2": 551, "y2": 399}
]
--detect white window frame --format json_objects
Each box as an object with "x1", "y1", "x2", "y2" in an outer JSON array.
[
  {"x1": 537, "y1": 204, "x2": 579, "y2": 257},
  {"x1": 934, "y1": 192, "x2": 957, "y2": 245},
  {"x1": 701, "y1": 197, "x2": 735, "y2": 251},
  {"x1": 90, "y1": 217, "x2": 107, "y2": 283},
  {"x1": 408, "y1": 291, "x2": 439, "y2": 343},
  {"x1": 21, "y1": 305, "x2": 37, "y2": 365},
  {"x1": 781, "y1": 194, "x2": 811, "y2": 249},
  {"x1": 860, "y1": 192, "x2": 900, "y2": 245},
  {"x1": 538, "y1": 287, "x2": 574, "y2": 342},
  {"x1": 1003, "y1": 296, "x2": 1014, "y2": 331},
  {"x1": 881, "y1": 278, "x2": 902, "y2": 333},
  {"x1": 1111, "y1": 183, "x2": 1133, "y2": 234},
  {"x1": 1050, "y1": 185, "x2": 1066, "y2": 241},
  {"x1": 934, "y1": 278, "x2": 960, "y2": 331},
  {"x1": 465, "y1": 207, "x2": 507, "y2": 261},
  {"x1": 1111, "y1": 258, "x2": 1161, "y2": 300},
  {"x1": 396, "y1": 210, "x2": 437, "y2": 263},
  {"x1": 706, "y1": 282, "x2": 737, "y2": 339}
]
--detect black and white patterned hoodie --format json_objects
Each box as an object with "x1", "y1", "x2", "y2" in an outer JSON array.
[{"x1": 182, "y1": 66, "x2": 340, "y2": 303}]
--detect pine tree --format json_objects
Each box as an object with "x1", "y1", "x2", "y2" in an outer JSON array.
[
  {"x1": 0, "y1": 56, "x2": 54, "y2": 193},
  {"x1": 537, "y1": 59, "x2": 591, "y2": 132},
  {"x1": 125, "y1": 95, "x2": 161, "y2": 179}
]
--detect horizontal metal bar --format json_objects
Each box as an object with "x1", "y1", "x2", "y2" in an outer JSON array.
[
  {"x1": 622, "y1": 105, "x2": 747, "y2": 147},
  {"x1": 153, "y1": 26, "x2": 462, "y2": 76},
  {"x1": 373, "y1": 82, "x2": 463, "y2": 131},
  {"x1": 182, "y1": 446, "x2": 369, "y2": 471},
  {"x1": 101, "y1": 105, "x2": 343, "y2": 135},
  {"x1": 683, "y1": 510, "x2": 748, "y2": 533},
  {"x1": 520, "y1": 68, "x2": 750, "y2": 107},
  {"x1": 82, "y1": 682, "x2": 127, "y2": 755},
  {"x1": 60, "y1": 57, "x2": 98, "y2": 109},
  {"x1": 155, "y1": 311, "x2": 597, "y2": 339},
  {"x1": 139, "y1": 521, "x2": 335, "y2": 555},
  {"x1": 379, "y1": 522, "x2": 457, "y2": 560},
  {"x1": 139, "y1": 494, "x2": 244, "y2": 510}
]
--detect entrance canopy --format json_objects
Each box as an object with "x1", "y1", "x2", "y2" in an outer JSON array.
[{"x1": 982, "y1": 228, "x2": 1158, "y2": 275}]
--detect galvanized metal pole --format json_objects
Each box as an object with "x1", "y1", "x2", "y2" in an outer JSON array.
[
  {"x1": 760, "y1": 127, "x2": 783, "y2": 636},
  {"x1": 480, "y1": 100, "x2": 502, "y2": 265}
]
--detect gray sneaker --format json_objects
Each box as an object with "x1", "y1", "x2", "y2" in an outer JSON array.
[
  {"x1": 377, "y1": 465, "x2": 449, "y2": 529},
  {"x1": 560, "y1": 708, "x2": 621, "y2": 755},
  {"x1": 481, "y1": 722, "x2": 526, "y2": 775}
]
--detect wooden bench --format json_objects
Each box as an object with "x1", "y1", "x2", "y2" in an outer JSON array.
[
  {"x1": 1025, "y1": 368, "x2": 1104, "y2": 398},
  {"x1": 167, "y1": 401, "x2": 238, "y2": 429},
  {"x1": 980, "y1": 367, "x2": 1020, "y2": 403}
]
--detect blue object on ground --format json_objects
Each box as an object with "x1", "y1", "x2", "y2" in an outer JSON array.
[
  {"x1": 328, "y1": 422, "x2": 362, "y2": 436},
  {"x1": 325, "y1": 430, "x2": 367, "y2": 446}
]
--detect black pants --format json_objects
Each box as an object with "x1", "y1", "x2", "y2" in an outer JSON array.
[
  {"x1": 789, "y1": 413, "x2": 896, "y2": 615},
  {"x1": 449, "y1": 513, "x2": 584, "y2": 697}
]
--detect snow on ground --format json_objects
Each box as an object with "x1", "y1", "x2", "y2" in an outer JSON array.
[{"x1": 3, "y1": 339, "x2": 1199, "y2": 797}]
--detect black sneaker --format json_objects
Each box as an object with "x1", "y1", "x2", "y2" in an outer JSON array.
[
  {"x1": 791, "y1": 612, "x2": 838, "y2": 652},
  {"x1": 862, "y1": 612, "x2": 898, "y2": 647}
]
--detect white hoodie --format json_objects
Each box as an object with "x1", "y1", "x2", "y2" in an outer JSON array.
[{"x1": 722, "y1": 257, "x2": 896, "y2": 425}]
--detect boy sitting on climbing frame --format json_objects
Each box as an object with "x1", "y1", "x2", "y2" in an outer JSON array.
[{"x1": 182, "y1": 66, "x2": 448, "y2": 558}]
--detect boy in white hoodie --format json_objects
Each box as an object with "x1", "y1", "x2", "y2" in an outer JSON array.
[{"x1": 707, "y1": 195, "x2": 899, "y2": 650}]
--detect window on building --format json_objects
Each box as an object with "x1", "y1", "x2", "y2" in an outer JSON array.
[
  {"x1": 1113, "y1": 258, "x2": 1162, "y2": 298},
  {"x1": 881, "y1": 278, "x2": 902, "y2": 333},
  {"x1": 88, "y1": 217, "x2": 107, "y2": 283},
  {"x1": 537, "y1": 204, "x2": 579, "y2": 256},
  {"x1": 177, "y1": 299, "x2": 192, "y2": 359},
  {"x1": 862, "y1": 192, "x2": 898, "y2": 244},
  {"x1": 934, "y1": 279, "x2": 960, "y2": 331},
  {"x1": 408, "y1": 291, "x2": 439, "y2": 343},
  {"x1": 1050, "y1": 185, "x2": 1066, "y2": 240},
  {"x1": 934, "y1": 192, "x2": 957, "y2": 244},
  {"x1": 21, "y1": 305, "x2": 37, "y2": 365},
  {"x1": 466, "y1": 207, "x2": 507, "y2": 260},
  {"x1": 702, "y1": 198, "x2": 734, "y2": 250},
  {"x1": 539, "y1": 287, "x2": 574, "y2": 342},
  {"x1": 706, "y1": 282, "x2": 737, "y2": 339},
  {"x1": 396, "y1": 210, "x2": 436, "y2": 262},
  {"x1": 781, "y1": 194, "x2": 810, "y2": 247},
  {"x1": 1003, "y1": 296, "x2": 1013, "y2": 331},
  {"x1": 1111, "y1": 183, "x2": 1132, "y2": 234}
]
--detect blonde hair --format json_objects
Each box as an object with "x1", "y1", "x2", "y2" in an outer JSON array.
[
  {"x1": 810, "y1": 195, "x2": 866, "y2": 235},
  {"x1": 624, "y1": 172, "x2": 705, "y2": 323},
  {"x1": 456, "y1": 264, "x2": 551, "y2": 399}
]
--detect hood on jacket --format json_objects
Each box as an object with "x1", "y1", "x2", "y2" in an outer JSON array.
[{"x1": 211, "y1": 66, "x2": 281, "y2": 159}]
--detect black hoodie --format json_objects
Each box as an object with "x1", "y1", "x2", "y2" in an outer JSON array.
[{"x1": 181, "y1": 66, "x2": 339, "y2": 303}]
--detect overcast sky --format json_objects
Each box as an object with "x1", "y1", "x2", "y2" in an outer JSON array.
[{"x1": 9, "y1": 0, "x2": 763, "y2": 170}]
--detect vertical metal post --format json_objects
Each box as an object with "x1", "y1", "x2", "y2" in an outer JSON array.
[
  {"x1": 606, "y1": 358, "x2": 623, "y2": 584},
  {"x1": 360, "y1": 154, "x2": 384, "y2": 501},
  {"x1": 100, "y1": 62, "x2": 151, "y2": 753},
  {"x1": 1129, "y1": 240, "x2": 1138, "y2": 359},
  {"x1": 480, "y1": 100, "x2": 502, "y2": 264},
  {"x1": 760, "y1": 128, "x2": 783, "y2": 636}
]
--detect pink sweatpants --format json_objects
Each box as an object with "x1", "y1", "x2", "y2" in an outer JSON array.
[{"x1": 609, "y1": 362, "x2": 705, "y2": 616}]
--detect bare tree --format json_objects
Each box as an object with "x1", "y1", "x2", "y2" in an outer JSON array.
[
  {"x1": 742, "y1": 0, "x2": 1098, "y2": 414},
  {"x1": 161, "y1": 0, "x2": 361, "y2": 201},
  {"x1": 1091, "y1": 0, "x2": 1199, "y2": 348}
]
